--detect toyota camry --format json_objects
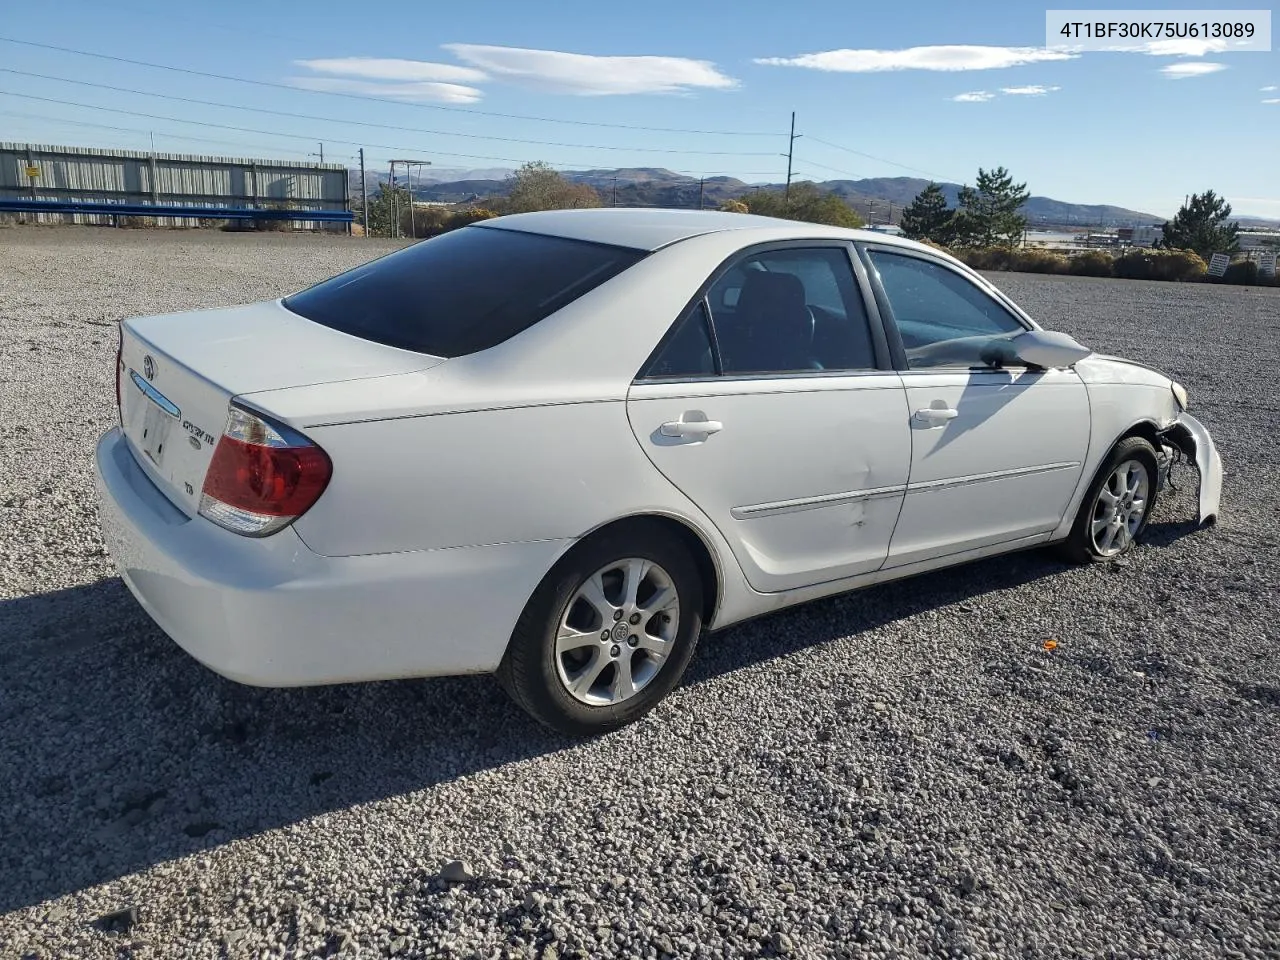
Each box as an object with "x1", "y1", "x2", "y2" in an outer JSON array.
[{"x1": 94, "y1": 209, "x2": 1223, "y2": 735}]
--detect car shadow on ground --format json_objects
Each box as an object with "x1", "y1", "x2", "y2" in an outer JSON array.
[{"x1": 0, "y1": 519, "x2": 1207, "y2": 916}]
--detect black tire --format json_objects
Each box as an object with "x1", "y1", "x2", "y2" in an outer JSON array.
[
  {"x1": 496, "y1": 522, "x2": 704, "y2": 737},
  {"x1": 1058, "y1": 435, "x2": 1160, "y2": 564}
]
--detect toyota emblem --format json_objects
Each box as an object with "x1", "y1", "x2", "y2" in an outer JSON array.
[{"x1": 143, "y1": 354, "x2": 155, "y2": 380}]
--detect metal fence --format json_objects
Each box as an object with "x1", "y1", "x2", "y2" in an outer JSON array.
[{"x1": 0, "y1": 142, "x2": 350, "y2": 230}]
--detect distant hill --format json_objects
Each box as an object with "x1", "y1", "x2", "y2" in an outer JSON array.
[{"x1": 353, "y1": 166, "x2": 1174, "y2": 228}]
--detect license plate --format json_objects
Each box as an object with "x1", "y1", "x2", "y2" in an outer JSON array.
[{"x1": 139, "y1": 396, "x2": 174, "y2": 468}]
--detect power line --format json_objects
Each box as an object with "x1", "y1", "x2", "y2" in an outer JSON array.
[
  {"x1": 0, "y1": 108, "x2": 320, "y2": 159},
  {"x1": 0, "y1": 69, "x2": 780, "y2": 158},
  {"x1": 803, "y1": 134, "x2": 953, "y2": 181},
  {"x1": 0, "y1": 90, "x2": 790, "y2": 177},
  {"x1": 795, "y1": 157, "x2": 864, "y2": 180},
  {"x1": 0, "y1": 35, "x2": 780, "y2": 138},
  {"x1": 0, "y1": 103, "x2": 785, "y2": 182}
]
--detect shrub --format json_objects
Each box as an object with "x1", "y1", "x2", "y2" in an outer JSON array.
[
  {"x1": 1012, "y1": 249, "x2": 1070, "y2": 274},
  {"x1": 950, "y1": 245, "x2": 1017, "y2": 271},
  {"x1": 450, "y1": 207, "x2": 497, "y2": 227},
  {"x1": 1162, "y1": 249, "x2": 1209, "y2": 281},
  {"x1": 1068, "y1": 250, "x2": 1115, "y2": 277},
  {"x1": 399, "y1": 205, "x2": 501, "y2": 238},
  {"x1": 1113, "y1": 248, "x2": 1207, "y2": 282},
  {"x1": 1220, "y1": 259, "x2": 1259, "y2": 285}
]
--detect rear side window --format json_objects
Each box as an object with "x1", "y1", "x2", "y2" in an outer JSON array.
[
  {"x1": 283, "y1": 226, "x2": 645, "y2": 357},
  {"x1": 642, "y1": 302, "x2": 715, "y2": 379}
]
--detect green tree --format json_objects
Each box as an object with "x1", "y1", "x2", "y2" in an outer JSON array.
[
  {"x1": 952, "y1": 166, "x2": 1030, "y2": 247},
  {"x1": 1159, "y1": 190, "x2": 1240, "y2": 259},
  {"x1": 498, "y1": 161, "x2": 601, "y2": 214},
  {"x1": 364, "y1": 183, "x2": 411, "y2": 238},
  {"x1": 741, "y1": 182, "x2": 865, "y2": 228},
  {"x1": 899, "y1": 182, "x2": 954, "y2": 243}
]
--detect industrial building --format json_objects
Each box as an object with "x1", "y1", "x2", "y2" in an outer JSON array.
[{"x1": 0, "y1": 142, "x2": 351, "y2": 230}]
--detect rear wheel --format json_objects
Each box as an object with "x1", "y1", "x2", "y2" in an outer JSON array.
[
  {"x1": 496, "y1": 524, "x2": 703, "y2": 736},
  {"x1": 1060, "y1": 436, "x2": 1159, "y2": 563}
]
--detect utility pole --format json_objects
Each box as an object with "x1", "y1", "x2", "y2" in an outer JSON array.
[
  {"x1": 319, "y1": 142, "x2": 324, "y2": 164},
  {"x1": 784, "y1": 111, "x2": 799, "y2": 202},
  {"x1": 698, "y1": 178, "x2": 705, "y2": 210},
  {"x1": 388, "y1": 161, "x2": 397, "y2": 239},
  {"x1": 612, "y1": 177, "x2": 618, "y2": 207},
  {"x1": 359, "y1": 148, "x2": 368, "y2": 237}
]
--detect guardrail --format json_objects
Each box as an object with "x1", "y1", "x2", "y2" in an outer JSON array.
[{"x1": 0, "y1": 199, "x2": 354, "y2": 223}]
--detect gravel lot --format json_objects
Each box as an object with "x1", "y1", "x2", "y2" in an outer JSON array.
[{"x1": 1, "y1": 227, "x2": 1277, "y2": 960}]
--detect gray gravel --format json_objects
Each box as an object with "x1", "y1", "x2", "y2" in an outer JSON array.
[{"x1": 1, "y1": 227, "x2": 1278, "y2": 959}]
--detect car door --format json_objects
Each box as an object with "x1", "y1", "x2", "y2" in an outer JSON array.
[
  {"x1": 859, "y1": 245, "x2": 1090, "y2": 568},
  {"x1": 627, "y1": 242, "x2": 911, "y2": 594}
]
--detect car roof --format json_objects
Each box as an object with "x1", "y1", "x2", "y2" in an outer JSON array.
[{"x1": 472, "y1": 207, "x2": 931, "y2": 254}]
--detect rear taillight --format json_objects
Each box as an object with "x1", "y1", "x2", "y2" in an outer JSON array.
[
  {"x1": 198, "y1": 405, "x2": 332, "y2": 537},
  {"x1": 115, "y1": 326, "x2": 123, "y2": 425}
]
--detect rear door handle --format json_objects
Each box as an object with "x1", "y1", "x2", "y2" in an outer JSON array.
[
  {"x1": 660, "y1": 417, "x2": 723, "y2": 438},
  {"x1": 913, "y1": 406, "x2": 958, "y2": 425}
]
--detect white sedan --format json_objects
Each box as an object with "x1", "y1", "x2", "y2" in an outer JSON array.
[{"x1": 95, "y1": 209, "x2": 1222, "y2": 735}]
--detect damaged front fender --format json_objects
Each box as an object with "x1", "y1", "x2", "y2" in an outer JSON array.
[{"x1": 1162, "y1": 413, "x2": 1223, "y2": 525}]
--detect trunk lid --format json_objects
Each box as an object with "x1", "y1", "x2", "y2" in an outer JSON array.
[{"x1": 118, "y1": 300, "x2": 441, "y2": 516}]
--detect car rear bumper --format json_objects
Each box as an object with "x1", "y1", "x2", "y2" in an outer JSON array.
[{"x1": 94, "y1": 427, "x2": 566, "y2": 686}]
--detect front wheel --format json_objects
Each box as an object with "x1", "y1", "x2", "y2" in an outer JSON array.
[
  {"x1": 1059, "y1": 436, "x2": 1159, "y2": 564},
  {"x1": 496, "y1": 524, "x2": 704, "y2": 736}
]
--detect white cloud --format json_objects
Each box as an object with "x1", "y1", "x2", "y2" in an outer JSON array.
[
  {"x1": 443, "y1": 44, "x2": 738, "y2": 95},
  {"x1": 1262, "y1": 85, "x2": 1278, "y2": 91},
  {"x1": 1161, "y1": 62, "x2": 1228, "y2": 79},
  {"x1": 1053, "y1": 36, "x2": 1262, "y2": 56},
  {"x1": 1265, "y1": 98, "x2": 1280, "y2": 104},
  {"x1": 295, "y1": 57, "x2": 488, "y2": 84},
  {"x1": 951, "y1": 91, "x2": 995, "y2": 102},
  {"x1": 755, "y1": 44, "x2": 1076, "y2": 72},
  {"x1": 288, "y1": 76, "x2": 484, "y2": 104},
  {"x1": 1000, "y1": 85, "x2": 1060, "y2": 96},
  {"x1": 1138, "y1": 38, "x2": 1231, "y2": 57}
]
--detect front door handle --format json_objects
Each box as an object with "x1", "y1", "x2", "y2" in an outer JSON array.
[
  {"x1": 660, "y1": 416, "x2": 723, "y2": 438},
  {"x1": 913, "y1": 406, "x2": 959, "y2": 425}
]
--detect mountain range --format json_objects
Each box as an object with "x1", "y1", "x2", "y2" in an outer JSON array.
[{"x1": 349, "y1": 167, "x2": 1278, "y2": 229}]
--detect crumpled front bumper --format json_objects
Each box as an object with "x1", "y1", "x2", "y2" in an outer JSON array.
[{"x1": 1162, "y1": 412, "x2": 1223, "y2": 524}]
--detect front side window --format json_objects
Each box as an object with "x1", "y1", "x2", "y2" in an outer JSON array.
[
  {"x1": 284, "y1": 225, "x2": 645, "y2": 358},
  {"x1": 704, "y1": 247, "x2": 876, "y2": 376},
  {"x1": 865, "y1": 250, "x2": 1026, "y2": 369}
]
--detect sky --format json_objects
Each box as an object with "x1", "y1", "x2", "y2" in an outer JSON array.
[{"x1": 0, "y1": 0, "x2": 1277, "y2": 218}]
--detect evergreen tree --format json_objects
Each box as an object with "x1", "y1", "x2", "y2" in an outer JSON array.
[
  {"x1": 953, "y1": 167, "x2": 1030, "y2": 246},
  {"x1": 1160, "y1": 190, "x2": 1240, "y2": 259},
  {"x1": 899, "y1": 182, "x2": 953, "y2": 243}
]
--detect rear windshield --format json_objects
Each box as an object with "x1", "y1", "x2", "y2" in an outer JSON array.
[{"x1": 282, "y1": 225, "x2": 645, "y2": 357}]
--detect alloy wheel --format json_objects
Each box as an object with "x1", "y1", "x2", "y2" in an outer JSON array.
[
  {"x1": 554, "y1": 558, "x2": 680, "y2": 706},
  {"x1": 1090, "y1": 458, "x2": 1150, "y2": 556}
]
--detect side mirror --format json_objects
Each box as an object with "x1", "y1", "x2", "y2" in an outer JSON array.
[{"x1": 1008, "y1": 329, "x2": 1092, "y2": 369}]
